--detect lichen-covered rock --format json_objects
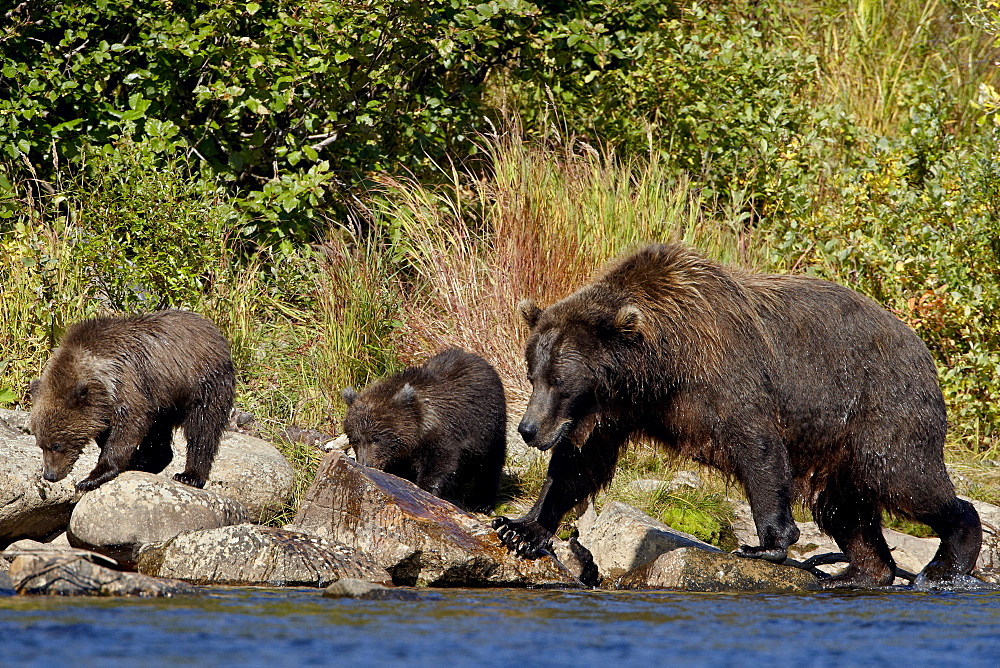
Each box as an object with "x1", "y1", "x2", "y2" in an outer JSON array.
[
  {"x1": 0, "y1": 409, "x2": 293, "y2": 546},
  {"x1": 577, "y1": 501, "x2": 720, "y2": 582},
  {"x1": 323, "y1": 578, "x2": 424, "y2": 600},
  {"x1": 615, "y1": 547, "x2": 820, "y2": 592},
  {"x1": 137, "y1": 524, "x2": 392, "y2": 587},
  {"x1": 68, "y1": 471, "x2": 247, "y2": 568},
  {"x1": 289, "y1": 452, "x2": 580, "y2": 588},
  {"x1": 6, "y1": 541, "x2": 196, "y2": 597},
  {"x1": 167, "y1": 431, "x2": 294, "y2": 522}
]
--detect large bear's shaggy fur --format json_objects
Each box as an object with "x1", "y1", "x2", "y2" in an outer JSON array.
[
  {"x1": 494, "y1": 244, "x2": 981, "y2": 588},
  {"x1": 342, "y1": 348, "x2": 507, "y2": 513},
  {"x1": 30, "y1": 309, "x2": 235, "y2": 491}
]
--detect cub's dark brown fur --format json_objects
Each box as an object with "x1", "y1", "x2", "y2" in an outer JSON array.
[
  {"x1": 342, "y1": 348, "x2": 507, "y2": 513},
  {"x1": 494, "y1": 244, "x2": 982, "y2": 589},
  {"x1": 30, "y1": 309, "x2": 235, "y2": 491}
]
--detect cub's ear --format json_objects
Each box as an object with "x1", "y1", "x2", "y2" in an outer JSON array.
[
  {"x1": 394, "y1": 383, "x2": 417, "y2": 406},
  {"x1": 342, "y1": 388, "x2": 359, "y2": 406},
  {"x1": 28, "y1": 379, "x2": 40, "y2": 399},
  {"x1": 70, "y1": 381, "x2": 90, "y2": 407},
  {"x1": 518, "y1": 299, "x2": 542, "y2": 328},
  {"x1": 613, "y1": 304, "x2": 643, "y2": 340}
]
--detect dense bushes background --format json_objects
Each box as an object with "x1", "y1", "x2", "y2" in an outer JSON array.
[{"x1": 2, "y1": 0, "x2": 1000, "y2": 518}]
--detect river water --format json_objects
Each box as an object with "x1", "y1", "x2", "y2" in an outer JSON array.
[{"x1": 2, "y1": 586, "x2": 999, "y2": 666}]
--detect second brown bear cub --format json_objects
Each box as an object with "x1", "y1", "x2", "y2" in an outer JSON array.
[
  {"x1": 30, "y1": 309, "x2": 235, "y2": 491},
  {"x1": 342, "y1": 348, "x2": 507, "y2": 513}
]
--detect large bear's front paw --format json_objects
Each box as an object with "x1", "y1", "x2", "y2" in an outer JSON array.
[
  {"x1": 492, "y1": 516, "x2": 553, "y2": 559},
  {"x1": 733, "y1": 544, "x2": 788, "y2": 563}
]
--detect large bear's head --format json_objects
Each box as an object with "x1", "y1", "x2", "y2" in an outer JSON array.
[
  {"x1": 342, "y1": 383, "x2": 421, "y2": 473},
  {"x1": 516, "y1": 296, "x2": 643, "y2": 451},
  {"x1": 29, "y1": 350, "x2": 113, "y2": 483}
]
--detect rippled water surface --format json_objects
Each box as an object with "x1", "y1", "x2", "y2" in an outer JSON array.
[{"x1": 3, "y1": 587, "x2": 1000, "y2": 666}]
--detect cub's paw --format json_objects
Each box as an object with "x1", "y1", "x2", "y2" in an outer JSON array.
[
  {"x1": 173, "y1": 472, "x2": 207, "y2": 488},
  {"x1": 733, "y1": 544, "x2": 788, "y2": 563},
  {"x1": 75, "y1": 478, "x2": 102, "y2": 492},
  {"x1": 492, "y1": 516, "x2": 553, "y2": 559}
]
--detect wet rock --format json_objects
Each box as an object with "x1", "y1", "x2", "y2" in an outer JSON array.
[
  {"x1": 551, "y1": 537, "x2": 600, "y2": 588},
  {"x1": 577, "y1": 501, "x2": 720, "y2": 582},
  {"x1": 6, "y1": 541, "x2": 196, "y2": 597},
  {"x1": 615, "y1": 547, "x2": 820, "y2": 592},
  {"x1": 289, "y1": 452, "x2": 580, "y2": 588},
  {"x1": 68, "y1": 472, "x2": 247, "y2": 568},
  {"x1": 968, "y1": 498, "x2": 1000, "y2": 572},
  {"x1": 323, "y1": 578, "x2": 425, "y2": 601},
  {"x1": 137, "y1": 523, "x2": 392, "y2": 587},
  {"x1": 0, "y1": 571, "x2": 14, "y2": 596}
]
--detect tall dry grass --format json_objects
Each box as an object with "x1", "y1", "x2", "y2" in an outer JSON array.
[{"x1": 367, "y1": 129, "x2": 756, "y2": 406}]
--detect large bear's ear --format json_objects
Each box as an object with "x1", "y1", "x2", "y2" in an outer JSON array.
[
  {"x1": 613, "y1": 304, "x2": 643, "y2": 340},
  {"x1": 394, "y1": 383, "x2": 417, "y2": 406},
  {"x1": 518, "y1": 299, "x2": 542, "y2": 328},
  {"x1": 342, "y1": 388, "x2": 359, "y2": 406}
]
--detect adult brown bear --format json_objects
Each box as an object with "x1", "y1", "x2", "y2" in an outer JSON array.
[
  {"x1": 493, "y1": 244, "x2": 982, "y2": 588},
  {"x1": 30, "y1": 309, "x2": 235, "y2": 491}
]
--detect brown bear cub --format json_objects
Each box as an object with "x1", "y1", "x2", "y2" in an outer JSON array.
[
  {"x1": 30, "y1": 309, "x2": 235, "y2": 491},
  {"x1": 342, "y1": 348, "x2": 507, "y2": 514},
  {"x1": 494, "y1": 243, "x2": 983, "y2": 589}
]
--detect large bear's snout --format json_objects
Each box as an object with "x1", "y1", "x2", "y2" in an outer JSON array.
[{"x1": 518, "y1": 419, "x2": 538, "y2": 444}]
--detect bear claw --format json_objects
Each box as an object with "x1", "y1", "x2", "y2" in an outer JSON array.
[{"x1": 492, "y1": 516, "x2": 552, "y2": 558}]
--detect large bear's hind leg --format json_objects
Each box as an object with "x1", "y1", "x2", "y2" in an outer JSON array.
[
  {"x1": 815, "y1": 488, "x2": 895, "y2": 588},
  {"x1": 914, "y1": 496, "x2": 981, "y2": 586}
]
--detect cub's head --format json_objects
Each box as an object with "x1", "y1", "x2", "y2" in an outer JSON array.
[
  {"x1": 29, "y1": 372, "x2": 111, "y2": 484},
  {"x1": 516, "y1": 297, "x2": 643, "y2": 451},
  {"x1": 342, "y1": 383, "x2": 420, "y2": 471}
]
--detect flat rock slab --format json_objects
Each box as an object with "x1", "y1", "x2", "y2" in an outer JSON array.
[
  {"x1": 323, "y1": 578, "x2": 426, "y2": 601},
  {"x1": 138, "y1": 524, "x2": 392, "y2": 587},
  {"x1": 290, "y1": 452, "x2": 580, "y2": 588},
  {"x1": 615, "y1": 547, "x2": 821, "y2": 592},
  {"x1": 578, "y1": 501, "x2": 720, "y2": 582},
  {"x1": 68, "y1": 471, "x2": 247, "y2": 569},
  {"x1": 7, "y1": 543, "x2": 197, "y2": 597}
]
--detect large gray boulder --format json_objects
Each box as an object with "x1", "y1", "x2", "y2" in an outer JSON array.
[
  {"x1": 137, "y1": 524, "x2": 392, "y2": 587},
  {"x1": 5, "y1": 540, "x2": 196, "y2": 597},
  {"x1": 577, "y1": 501, "x2": 720, "y2": 582},
  {"x1": 68, "y1": 471, "x2": 247, "y2": 568},
  {"x1": 615, "y1": 547, "x2": 820, "y2": 592},
  {"x1": 0, "y1": 409, "x2": 293, "y2": 546},
  {"x1": 289, "y1": 451, "x2": 580, "y2": 588},
  {"x1": 166, "y1": 431, "x2": 294, "y2": 522}
]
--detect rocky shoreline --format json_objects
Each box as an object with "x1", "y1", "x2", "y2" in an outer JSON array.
[{"x1": 2, "y1": 408, "x2": 998, "y2": 598}]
